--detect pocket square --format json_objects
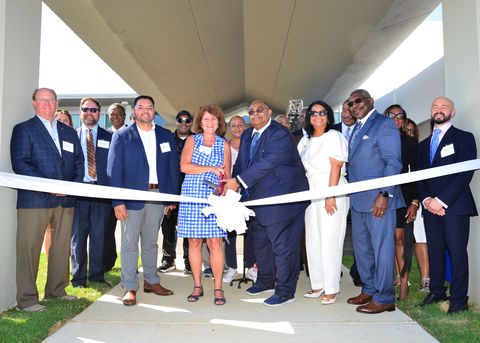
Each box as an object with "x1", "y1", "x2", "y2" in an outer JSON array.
[{"x1": 362, "y1": 135, "x2": 370, "y2": 139}]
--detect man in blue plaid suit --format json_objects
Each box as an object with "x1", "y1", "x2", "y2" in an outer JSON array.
[{"x1": 10, "y1": 88, "x2": 84, "y2": 312}]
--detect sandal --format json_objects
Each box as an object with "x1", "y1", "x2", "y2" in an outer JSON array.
[
  {"x1": 187, "y1": 286, "x2": 204, "y2": 302},
  {"x1": 214, "y1": 289, "x2": 226, "y2": 306},
  {"x1": 419, "y1": 278, "x2": 430, "y2": 293}
]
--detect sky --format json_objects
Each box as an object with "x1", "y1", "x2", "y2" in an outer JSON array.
[{"x1": 39, "y1": 3, "x2": 443, "y2": 99}]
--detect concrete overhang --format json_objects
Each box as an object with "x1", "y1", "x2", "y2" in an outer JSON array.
[{"x1": 44, "y1": 0, "x2": 441, "y2": 122}]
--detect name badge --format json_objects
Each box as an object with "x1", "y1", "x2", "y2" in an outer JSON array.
[
  {"x1": 160, "y1": 142, "x2": 171, "y2": 153},
  {"x1": 199, "y1": 145, "x2": 212, "y2": 155},
  {"x1": 97, "y1": 140, "x2": 110, "y2": 149},
  {"x1": 441, "y1": 144, "x2": 455, "y2": 158},
  {"x1": 62, "y1": 141, "x2": 74, "y2": 153}
]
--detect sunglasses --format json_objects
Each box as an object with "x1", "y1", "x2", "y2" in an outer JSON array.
[
  {"x1": 248, "y1": 106, "x2": 268, "y2": 116},
  {"x1": 388, "y1": 113, "x2": 405, "y2": 120},
  {"x1": 407, "y1": 128, "x2": 416, "y2": 134},
  {"x1": 310, "y1": 110, "x2": 328, "y2": 117},
  {"x1": 81, "y1": 107, "x2": 99, "y2": 113},
  {"x1": 347, "y1": 97, "x2": 370, "y2": 107},
  {"x1": 177, "y1": 118, "x2": 191, "y2": 124}
]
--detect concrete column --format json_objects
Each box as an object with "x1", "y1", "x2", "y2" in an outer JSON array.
[
  {"x1": 0, "y1": 0, "x2": 42, "y2": 311},
  {"x1": 443, "y1": 0, "x2": 480, "y2": 305}
]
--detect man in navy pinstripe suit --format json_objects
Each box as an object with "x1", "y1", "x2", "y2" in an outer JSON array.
[
  {"x1": 10, "y1": 88, "x2": 84, "y2": 312},
  {"x1": 70, "y1": 98, "x2": 113, "y2": 289}
]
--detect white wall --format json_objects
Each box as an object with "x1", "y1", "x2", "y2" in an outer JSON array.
[
  {"x1": 443, "y1": 0, "x2": 480, "y2": 306},
  {"x1": 0, "y1": 0, "x2": 42, "y2": 312},
  {"x1": 375, "y1": 57, "x2": 445, "y2": 137}
]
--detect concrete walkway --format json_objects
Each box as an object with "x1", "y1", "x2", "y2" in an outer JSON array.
[{"x1": 44, "y1": 257, "x2": 437, "y2": 342}]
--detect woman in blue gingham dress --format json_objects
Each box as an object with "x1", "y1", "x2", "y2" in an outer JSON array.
[
  {"x1": 177, "y1": 134, "x2": 227, "y2": 238},
  {"x1": 177, "y1": 105, "x2": 231, "y2": 306}
]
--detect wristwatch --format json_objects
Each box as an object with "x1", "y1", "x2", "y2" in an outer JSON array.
[{"x1": 379, "y1": 190, "x2": 390, "y2": 198}]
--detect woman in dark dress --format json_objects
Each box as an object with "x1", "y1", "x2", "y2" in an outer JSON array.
[{"x1": 383, "y1": 105, "x2": 419, "y2": 300}]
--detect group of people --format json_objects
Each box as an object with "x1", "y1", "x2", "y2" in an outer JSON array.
[{"x1": 11, "y1": 87, "x2": 476, "y2": 315}]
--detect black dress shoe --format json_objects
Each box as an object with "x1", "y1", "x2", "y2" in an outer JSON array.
[
  {"x1": 74, "y1": 283, "x2": 89, "y2": 289},
  {"x1": 447, "y1": 302, "x2": 468, "y2": 315},
  {"x1": 419, "y1": 293, "x2": 448, "y2": 307},
  {"x1": 352, "y1": 277, "x2": 363, "y2": 287}
]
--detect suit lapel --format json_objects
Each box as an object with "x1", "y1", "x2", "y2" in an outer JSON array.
[
  {"x1": 433, "y1": 126, "x2": 456, "y2": 165},
  {"x1": 131, "y1": 124, "x2": 149, "y2": 162},
  {"x1": 34, "y1": 117, "x2": 62, "y2": 158}
]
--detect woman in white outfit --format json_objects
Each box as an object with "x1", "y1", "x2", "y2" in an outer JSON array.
[{"x1": 298, "y1": 100, "x2": 349, "y2": 305}]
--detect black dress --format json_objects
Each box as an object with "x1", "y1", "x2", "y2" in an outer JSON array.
[{"x1": 397, "y1": 132, "x2": 419, "y2": 276}]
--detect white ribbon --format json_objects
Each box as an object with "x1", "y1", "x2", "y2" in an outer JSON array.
[{"x1": 1, "y1": 159, "x2": 479, "y2": 232}]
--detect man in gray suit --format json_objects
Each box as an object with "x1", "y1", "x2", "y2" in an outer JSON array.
[{"x1": 346, "y1": 89, "x2": 404, "y2": 314}]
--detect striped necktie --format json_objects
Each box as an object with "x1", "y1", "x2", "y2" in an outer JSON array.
[
  {"x1": 345, "y1": 126, "x2": 351, "y2": 141},
  {"x1": 87, "y1": 128, "x2": 97, "y2": 178},
  {"x1": 430, "y1": 128, "x2": 441, "y2": 165},
  {"x1": 349, "y1": 121, "x2": 363, "y2": 153}
]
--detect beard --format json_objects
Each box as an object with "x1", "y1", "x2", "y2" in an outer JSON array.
[
  {"x1": 432, "y1": 112, "x2": 451, "y2": 125},
  {"x1": 82, "y1": 116, "x2": 99, "y2": 126}
]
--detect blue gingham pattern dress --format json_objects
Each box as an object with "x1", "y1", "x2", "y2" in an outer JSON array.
[{"x1": 177, "y1": 134, "x2": 227, "y2": 238}]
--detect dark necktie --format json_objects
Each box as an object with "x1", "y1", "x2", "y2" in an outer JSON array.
[
  {"x1": 243, "y1": 132, "x2": 259, "y2": 200},
  {"x1": 349, "y1": 121, "x2": 363, "y2": 153},
  {"x1": 87, "y1": 128, "x2": 96, "y2": 178},
  {"x1": 248, "y1": 132, "x2": 259, "y2": 166},
  {"x1": 430, "y1": 128, "x2": 441, "y2": 165}
]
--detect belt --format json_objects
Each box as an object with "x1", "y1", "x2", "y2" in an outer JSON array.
[
  {"x1": 148, "y1": 184, "x2": 159, "y2": 189},
  {"x1": 83, "y1": 181, "x2": 97, "y2": 184}
]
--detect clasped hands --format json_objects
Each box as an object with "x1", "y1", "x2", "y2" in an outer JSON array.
[{"x1": 424, "y1": 197, "x2": 445, "y2": 216}]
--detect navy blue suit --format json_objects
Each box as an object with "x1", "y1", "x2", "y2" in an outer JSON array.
[
  {"x1": 233, "y1": 120, "x2": 309, "y2": 296},
  {"x1": 11, "y1": 115, "x2": 84, "y2": 308},
  {"x1": 107, "y1": 123, "x2": 179, "y2": 209},
  {"x1": 416, "y1": 125, "x2": 477, "y2": 305},
  {"x1": 11, "y1": 116, "x2": 84, "y2": 208},
  {"x1": 347, "y1": 110, "x2": 404, "y2": 305},
  {"x1": 71, "y1": 126, "x2": 113, "y2": 286}
]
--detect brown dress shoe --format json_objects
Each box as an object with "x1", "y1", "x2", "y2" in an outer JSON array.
[
  {"x1": 122, "y1": 290, "x2": 137, "y2": 306},
  {"x1": 347, "y1": 293, "x2": 373, "y2": 305},
  {"x1": 356, "y1": 301, "x2": 395, "y2": 314},
  {"x1": 144, "y1": 281, "x2": 174, "y2": 296}
]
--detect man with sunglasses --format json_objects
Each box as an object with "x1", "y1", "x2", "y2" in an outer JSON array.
[
  {"x1": 222, "y1": 100, "x2": 309, "y2": 307},
  {"x1": 158, "y1": 110, "x2": 194, "y2": 274},
  {"x1": 346, "y1": 89, "x2": 404, "y2": 314},
  {"x1": 11, "y1": 88, "x2": 84, "y2": 312},
  {"x1": 333, "y1": 100, "x2": 362, "y2": 288},
  {"x1": 71, "y1": 98, "x2": 113, "y2": 289}
]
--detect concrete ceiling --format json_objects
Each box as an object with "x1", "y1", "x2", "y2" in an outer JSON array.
[{"x1": 44, "y1": 0, "x2": 441, "y2": 122}]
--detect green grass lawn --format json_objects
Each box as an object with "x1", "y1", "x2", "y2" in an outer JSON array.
[
  {"x1": 2, "y1": 255, "x2": 479, "y2": 342},
  {"x1": 0, "y1": 253, "x2": 123, "y2": 343},
  {"x1": 343, "y1": 256, "x2": 480, "y2": 343}
]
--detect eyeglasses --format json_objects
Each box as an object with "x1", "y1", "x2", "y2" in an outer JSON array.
[
  {"x1": 388, "y1": 113, "x2": 405, "y2": 120},
  {"x1": 310, "y1": 110, "x2": 328, "y2": 117},
  {"x1": 407, "y1": 128, "x2": 416, "y2": 134},
  {"x1": 347, "y1": 97, "x2": 370, "y2": 107},
  {"x1": 248, "y1": 106, "x2": 268, "y2": 116},
  {"x1": 35, "y1": 98, "x2": 56, "y2": 103},
  {"x1": 81, "y1": 107, "x2": 99, "y2": 113},
  {"x1": 177, "y1": 118, "x2": 191, "y2": 124}
]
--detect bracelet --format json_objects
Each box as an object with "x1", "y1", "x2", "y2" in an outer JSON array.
[{"x1": 411, "y1": 201, "x2": 419, "y2": 207}]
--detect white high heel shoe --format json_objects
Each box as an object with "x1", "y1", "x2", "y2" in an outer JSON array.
[
  {"x1": 321, "y1": 292, "x2": 339, "y2": 304},
  {"x1": 304, "y1": 289, "x2": 324, "y2": 298}
]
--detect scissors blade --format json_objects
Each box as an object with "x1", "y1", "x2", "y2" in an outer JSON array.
[{"x1": 203, "y1": 179, "x2": 220, "y2": 195}]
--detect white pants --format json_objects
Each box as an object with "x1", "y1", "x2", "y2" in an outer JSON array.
[{"x1": 305, "y1": 174, "x2": 349, "y2": 294}]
